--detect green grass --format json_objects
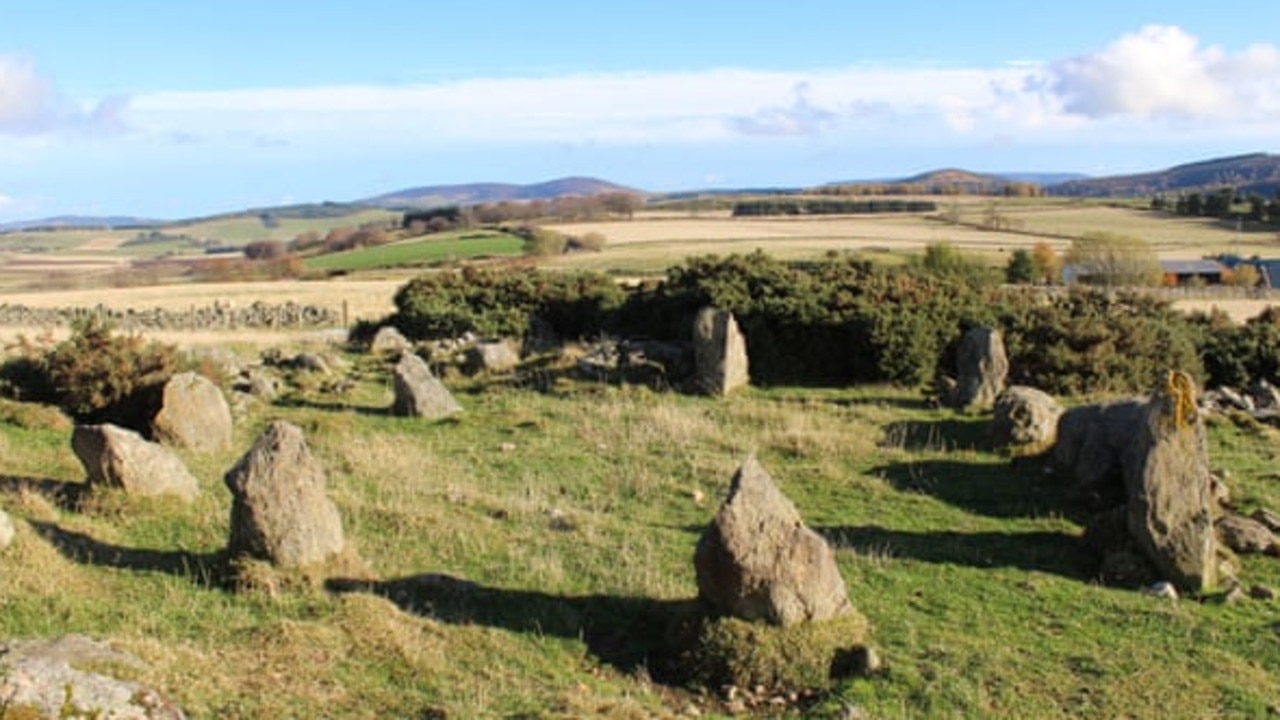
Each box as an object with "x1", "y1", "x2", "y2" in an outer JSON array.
[
  {"x1": 302, "y1": 231, "x2": 525, "y2": 272},
  {"x1": 2, "y1": 360, "x2": 1279, "y2": 718},
  {"x1": 168, "y1": 209, "x2": 401, "y2": 245}
]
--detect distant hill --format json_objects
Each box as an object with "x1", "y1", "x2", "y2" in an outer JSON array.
[
  {"x1": 0, "y1": 215, "x2": 163, "y2": 233},
  {"x1": 1048, "y1": 153, "x2": 1280, "y2": 198},
  {"x1": 824, "y1": 168, "x2": 1083, "y2": 194},
  {"x1": 362, "y1": 176, "x2": 645, "y2": 209}
]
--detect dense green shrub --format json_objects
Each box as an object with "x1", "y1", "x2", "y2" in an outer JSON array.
[
  {"x1": 1001, "y1": 290, "x2": 1203, "y2": 395},
  {"x1": 1189, "y1": 306, "x2": 1280, "y2": 389},
  {"x1": 390, "y1": 266, "x2": 625, "y2": 341},
  {"x1": 0, "y1": 316, "x2": 180, "y2": 428}
]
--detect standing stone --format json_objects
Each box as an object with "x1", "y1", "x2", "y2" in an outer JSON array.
[
  {"x1": 950, "y1": 327, "x2": 1009, "y2": 411},
  {"x1": 990, "y1": 386, "x2": 1063, "y2": 452},
  {"x1": 391, "y1": 353, "x2": 462, "y2": 419},
  {"x1": 72, "y1": 424, "x2": 199, "y2": 502},
  {"x1": 1124, "y1": 371, "x2": 1222, "y2": 592},
  {"x1": 0, "y1": 508, "x2": 14, "y2": 550},
  {"x1": 694, "y1": 456, "x2": 853, "y2": 626},
  {"x1": 369, "y1": 325, "x2": 413, "y2": 356},
  {"x1": 224, "y1": 421, "x2": 345, "y2": 568},
  {"x1": 693, "y1": 307, "x2": 750, "y2": 397},
  {"x1": 1052, "y1": 398, "x2": 1146, "y2": 500},
  {"x1": 466, "y1": 340, "x2": 521, "y2": 375},
  {"x1": 150, "y1": 371, "x2": 233, "y2": 452}
]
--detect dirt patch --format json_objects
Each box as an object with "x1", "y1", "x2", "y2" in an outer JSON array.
[{"x1": 1171, "y1": 299, "x2": 1280, "y2": 323}]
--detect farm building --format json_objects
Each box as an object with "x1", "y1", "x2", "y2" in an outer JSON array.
[{"x1": 1159, "y1": 259, "x2": 1228, "y2": 286}]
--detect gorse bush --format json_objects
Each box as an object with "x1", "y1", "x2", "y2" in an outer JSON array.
[
  {"x1": 391, "y1": 266, "x2": 625, "y2": 341},
  {"x1": 0, "y1": 316, "x2": 180, "y2": 428},
  {"x1": 1001, "y1": 290, "x2": 1203, "y2": 395}
]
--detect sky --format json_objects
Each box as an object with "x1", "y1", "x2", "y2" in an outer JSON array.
[{"x1": 2, "y1": 1, "x2": 1280, "y2": 222}]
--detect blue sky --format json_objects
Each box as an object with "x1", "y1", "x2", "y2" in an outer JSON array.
[{"x1": 2, "y1": 1, "x2": 1279, "y2": 222}]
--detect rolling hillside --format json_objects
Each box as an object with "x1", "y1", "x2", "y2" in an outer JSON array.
[
  {"x1": 361, "y1": 176, "x2": 644, "y2": 209},
  {"x1": 1049, "y1": 153, "x2": 1280, "y2": 198}
]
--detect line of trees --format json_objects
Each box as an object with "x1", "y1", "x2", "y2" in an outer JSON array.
[
  {"x1": 1151, "y1": 188, "x2": 1280, "y2": 224},
  {"x1": 731, "y1": 198, "x2": 938, "y2": 216}
]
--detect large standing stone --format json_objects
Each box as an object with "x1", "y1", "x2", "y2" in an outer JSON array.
[
  {"x1": 391, "y1": 353, "x2": 462, "y2": 419},
  {"x1": 224, "y1": 421, "x2": 345, "y2": 568},
  {"x1": 694, "y1": 456, "x2": 853, "y2": 626},
  {"x1": 71, "y1": 424, "x2": 199, "y2": 502},
  {"x1": 0, "y1": 635, "x2": 186, "y2": 719},
  {"x1": 990, "y1": 386, "x2": 1063, "y2": 452},
  {"x1": 693, "y1": 307, "x2": 750, "y2": 397},
  {"x1": 150, "y1": 371, "x2": 233, "y2": 452},
  {"x1": 1052, "y1": 398, "x2": 1146, "y2": 500},
  {"x1": 950, "y1": 327, "x2": 1009, "y2": 411},
  {"x1": 1123, "y1": 371, "x2": 1222, "y2": 592}
]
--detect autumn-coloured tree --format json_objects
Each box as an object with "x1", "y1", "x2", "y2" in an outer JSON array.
[
  {"x1": 1031, "y1": 242, "x2": 1061, "y2": 284},
  {"x1": 1064, "y1": 232, "x2": 1161, "y2": 287}
]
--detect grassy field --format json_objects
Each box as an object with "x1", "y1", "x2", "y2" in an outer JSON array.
[
  {"x1": 1, "y1": 365, "x2": 1278, "y2": 718},
  {"x1": 303, "y1": 231, "x2": 525, "y2": 272}
]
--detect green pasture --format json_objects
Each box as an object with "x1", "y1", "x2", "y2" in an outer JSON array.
[
  {"x1": 302, "y1": 231, "x2": 525, "y2": 272},
  {"x1": 1, "y1": 360, "x2": 1278, "y2": 718}
]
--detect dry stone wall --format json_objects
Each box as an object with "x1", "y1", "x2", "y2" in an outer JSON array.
[{"x1": 0, "y1": 300, "x2": 342, "y2": 332}]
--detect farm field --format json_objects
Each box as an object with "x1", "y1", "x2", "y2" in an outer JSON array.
[
  {"x1": 302, "y1": 230, "x2": 525, "y2": 272},
  {"x1": 0, "y1": 199, "x2": 1276, "y2": 341}
]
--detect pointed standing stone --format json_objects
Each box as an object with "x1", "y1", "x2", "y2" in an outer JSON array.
[
  {"x1": 951, "y1": 327, "x2": 1009, "y2": 411},
  {"x1": 693, "y1": 307, "x2": 750, "y2": 397},
  {"x1": 694, "y1": 456, "x2": 853, "y2": 625},
  {"x1": 1124, "y1": 371, "x2": 1222, "y2": 592},
  {"x1": 224, "y1": 421, "x2": 345, "y2": 568}
]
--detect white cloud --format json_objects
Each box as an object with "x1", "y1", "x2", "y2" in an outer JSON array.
[
  {"x1": 728, "y1": 82, "x2": 839, "y2": 136},
  {"x1": 0, "y1": 55, "x2": 55, "y2": 132},
  {"x1": 126, "y1": 65, "x2": 1041, "y2": 149},
  {"x1": 0, "y1": 54, "x2": 129, "y2": 135},
  {"x1": 1048, "y1": 25, "x2": 1280, "y2": 120}
]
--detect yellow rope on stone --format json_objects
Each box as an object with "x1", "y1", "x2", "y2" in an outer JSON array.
[{"x1": 1164, "y1": 370, "x2": 1196, "y2": 429}]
